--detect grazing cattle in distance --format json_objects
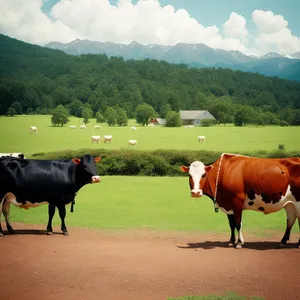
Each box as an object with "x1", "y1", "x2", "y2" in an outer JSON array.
[
  {"x1": 131, "y1": 126, "x2": 137, "y2": 131},
  {"x1": 185, "y1": 125, "x2": 194, "y2": 128},
  {"x1": 94, "y1": 125, "x2": 101, "y2": 129},
  {"x1": 80, "y1": 124, "x2": 86, "y2": 129},
  {"x1": 92, "y1": 135, "x2": 100, "y2": 143},
  {"x1": 198, "y1": 135, "x2": 205, "y2": 142},
  {"x1": 104, "y1": 135, "x2": 113, "y2": 143},
  {"x1": 0, "y1": 155, "x2": 102, "y2": 236},
  {"x1": 148, "y1": 123, "x2": 155, "y2": 127},
  {"x1": 69, "y1": 125, "x2": 76, "y2": 129},
  {"x1": 0, "y1": 153, "x2": 25, "y2": 159},
  {"x1": 128, "y1": 140, "x2": 137, "y2": 147},
  {"x1": 180, "y1": 153, "x2": 300, "y2": 248},
  {"x1": 29, "y1": 126, "x2": 37, "y2": 134}
]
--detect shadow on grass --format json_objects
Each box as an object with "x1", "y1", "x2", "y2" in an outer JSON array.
[{"x1": 177, "y1": 240, "x2": 298, "y2": 250}]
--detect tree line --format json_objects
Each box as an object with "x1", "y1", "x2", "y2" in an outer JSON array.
[{"x1": 1, "y1": 34, "x2": 300, "y2": 126}]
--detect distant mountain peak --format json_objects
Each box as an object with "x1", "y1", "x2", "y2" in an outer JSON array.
[
  {"x1": 260, "y1": 52, "x2": 283, "y2": 59},
  {"x1": 290, "y1": 52, "x2": 300, "y2": 59},
  {"x1": 42, "y1": 38, "x2": 300, "y2": 81}
]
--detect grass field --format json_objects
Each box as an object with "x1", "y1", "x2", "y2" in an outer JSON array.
[
  {"x1": 0, "y1": 115, "x2": 298, "y2": 234},
  {"x1": 8, "y1": 176, "x2": 289, "y2": 235},
  {"x1": 0, "y1": 115, "x2": 295, "y2": 300},
  {"x1": 0, "y1": 115, "x2": 299, "y2": 156}
]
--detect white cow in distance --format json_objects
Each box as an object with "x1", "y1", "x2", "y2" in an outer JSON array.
[
  {"x1": 92, "y1": 136, "x2": 100, "y2": 143},
  {"x1": 131, "y1": 126, "x2": 137, "y2": 131},
  {"x1": 94, "y1": 125, "x2": 101, "y2": 129},
  {"x1": 128, "y1": 140, "x2": 137, "y2": 147},
  {"x1": 104, "y1": 135, "x2": 113, "y2": 143},
  {"x1": 80, "y1": 125, "x2": 86, "y2": 129},
  {"x1": 198, "y1": 135, "x2": 206, "y2": 143},
  {"x1": 29, "y1": 126, "x2": 37, "y2": 134},
  {"x1": 69, "y1": 125, "x2": 76, "y2": 129}
]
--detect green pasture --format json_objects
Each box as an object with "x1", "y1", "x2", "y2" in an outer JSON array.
[
  {"x1": 0, "y1": 115, "x2": 299, "y2": 156},
  {"x1": 8, "y1": 176, "x2": 289, "y2": 236},
  {"x1": 0, "y1": 115, "x2": 298, "y2": 236}
]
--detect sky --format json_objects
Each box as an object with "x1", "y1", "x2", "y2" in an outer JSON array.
[{"x1": 1, "y1": 0, "x2": 300, "y2": 56}]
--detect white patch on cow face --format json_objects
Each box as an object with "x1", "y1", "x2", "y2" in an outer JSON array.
[
  {"x1": 91, "y1": 175, "x2": 100, "y2": 183},
  {"x1": 189, "y1": 161, "x2": 206, "y2": 197},
  {"x1": 243, "y1": 185, "x2": 296, "y2": 214}
]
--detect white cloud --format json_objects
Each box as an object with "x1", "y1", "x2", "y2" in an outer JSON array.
[
  {"x1": 0, "y1": 0, "x2": 299, "y2": 56},
  {"x1": 223, "y1": 12, "x2": 248, "y2": 41},
  {"x1": 252, "y1": 10, "x2": 300, "y2": 55},
  {"x1": 0, "y1": 0, "x2": 80, "y2": 44}
]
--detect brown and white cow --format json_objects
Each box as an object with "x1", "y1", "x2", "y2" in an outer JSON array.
[{"x1": 180, "y1": 153, "x2": 300, "y2": 248}]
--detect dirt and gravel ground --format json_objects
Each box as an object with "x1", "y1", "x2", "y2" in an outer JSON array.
[{"x1": 1, "y1": 223, "x2": 300, "y2": 300}]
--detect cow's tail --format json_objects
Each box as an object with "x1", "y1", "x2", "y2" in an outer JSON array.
[{"x1": 70, "y1": 200, "x2": 75, "y2": 213}]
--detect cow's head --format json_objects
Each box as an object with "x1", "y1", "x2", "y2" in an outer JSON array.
[
  {"x1": 180, "y1": 161, "x2": 213, "y2": 198},
  {"x1": 72, "y1": 155, "x2": 102, "y2": 186}
]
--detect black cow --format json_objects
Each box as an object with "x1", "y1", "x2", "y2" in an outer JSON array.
[{"x1": 0, "y1": 154, "x2": 102, "y2": 236}]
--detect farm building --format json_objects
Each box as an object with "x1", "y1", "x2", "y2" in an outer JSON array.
[
  {"x1": 179, "y1": 110, "x2": 215, "y2": 126},
  {"x1": 148, "y1": 118, "x2": 166, "y2": 126}
]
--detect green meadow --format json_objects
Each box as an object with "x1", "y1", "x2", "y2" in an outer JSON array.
[
  {"x1": 8, "y1": 176, "x2": 288, "y2": 235},
  {"x1": 1, "y1": 115, "x2": 298, "y2": 234},
  {"x1": 0, "y1": 115, "x2": 299, "y2": 156}
]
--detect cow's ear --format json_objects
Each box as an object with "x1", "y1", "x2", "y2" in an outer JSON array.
[
  {"x1": 94, "y1": 156, "x2": 102, "y2": 163},
  {"x1": 180, "y1": 166, "x2": 189, "y2": 173},
  {"x1": 72, "y1": 158, "x2": 81, "y2": 165},
  {"x1": 205, "y1": 165, "x2": 213, "y2": 172}
]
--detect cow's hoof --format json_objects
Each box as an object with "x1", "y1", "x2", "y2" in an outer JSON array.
[
  {"x1": 235, "y1": 244, "x2": 242, "y2": 249},
  {"x1": 62, "y1": 231, "x2": 69, "y2": 236},
  {"x1": 227, "y1": 242, "x2": 235, "y2": 247},
  {"x1": 47, "y1": 231, "x2": 54, "y2": 235},
  {"x1": 0, "y1": 232, "x2": 4, "y2": 237}
]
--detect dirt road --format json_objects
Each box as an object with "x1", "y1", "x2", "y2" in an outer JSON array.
[{"x1": 1, "y1": 223, "x2": 300, "y2": 300}]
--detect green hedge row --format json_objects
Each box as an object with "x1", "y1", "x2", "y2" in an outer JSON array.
[{"x1": 31, "y1": 149, "x2": 300, "y2": 177}]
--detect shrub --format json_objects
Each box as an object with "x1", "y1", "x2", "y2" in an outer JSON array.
[
  {"x1": 280, "y1": 120, "x2": 289, "y2": 127},
  {"x1": 33, "y1": 149, "x2": 300, "y2": 177}
]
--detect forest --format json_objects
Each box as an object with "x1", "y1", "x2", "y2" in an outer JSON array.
[{"x1": 1, "y1": 34, "x2": 300, "y2": 126}]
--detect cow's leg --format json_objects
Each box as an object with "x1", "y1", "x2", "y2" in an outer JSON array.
[
  {"x1": 0, "y1": 196, "x2": 4, "y2": 237},
  {"x1": 46, "y1": 203, "x2": 56, "y2": 235},
  {"x1": 58, "y1": 205, "x2": 68, "y2": 236},
  {"x1": 294, "y1": 204, "x2": 300, "y2": 248},
  {"x1": 2, "y1": 201, "x2": 15, "y2": 234},
  {"x1": 298, "y1": 218, "x2": 300, "y2": 248},
  {"x1": 227, "y1": 214, "x2": 236, "y2": 246},
  {"x1": 233, "y1": 206, "x2": 244, "y2": 249},
  {"x1": 279, "y1": 203, "x2": 297, "y2": 247},
  {"x1": 237, "y1": 222, "x2": 244, "y2": 246}
]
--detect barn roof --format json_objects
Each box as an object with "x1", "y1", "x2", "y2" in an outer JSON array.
[
  {"x1": 179, "y1": 110, "x2": 215, "y2": 120},
  {"x1": 149, "y1": 118, "x2": 166, "y2": 125}
]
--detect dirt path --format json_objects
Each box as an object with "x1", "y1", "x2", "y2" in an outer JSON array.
[{"x1": 1, "y1": 223, "x2": 300, "y2": 300}]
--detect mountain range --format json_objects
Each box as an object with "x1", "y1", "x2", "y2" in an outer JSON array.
[{"x1": 45, "y1": 39, "x2": 300, "y2": 81}]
